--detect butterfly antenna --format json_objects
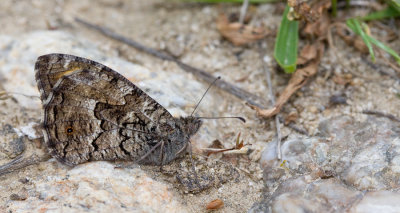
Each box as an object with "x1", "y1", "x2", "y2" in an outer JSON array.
[
  {"x1": 190, "y1": 76, "x2": 221, "y2": 116},
  {"x1": 197, "y1": 116, "x2": 246, "y2": 123}
]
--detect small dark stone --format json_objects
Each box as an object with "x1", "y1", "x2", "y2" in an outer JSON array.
[
  {"x1": 18, "y1": 177, "x2": 29, "y2": 184},
  {"x1": 9, "y1": 189, "x2": 28, "y2": 201},
  {"x1": 329, "y1": 94, "x2": 347, "y2": 105}
]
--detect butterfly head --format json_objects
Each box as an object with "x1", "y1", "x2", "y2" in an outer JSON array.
[
  {"x1": 177, "y1": 116, "x2": 203, "y2": 138},
  {"x1": 154, "y1": 116, "x2": 202, "y2": 164}
]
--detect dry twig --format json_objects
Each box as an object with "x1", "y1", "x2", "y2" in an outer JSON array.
[
  {"x1": 362, "y1": 110, "x2": 400, "y2": 122},
  {"x1": 239, "y1": 0, "x2": 249, "y2": 25},
  {"x1": 75, "y1": 18, "x2": 267, "y2": 108},
  {"x1": 257, "y1": 42, "x2": 283, "y2": 159}
]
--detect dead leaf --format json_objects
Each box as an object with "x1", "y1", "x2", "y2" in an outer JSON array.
[
  {"x1": 336, "y1": 25, "x2": 369, "y2": 53},
  {"x1": 235, "y1": 132, "x2": 243, "y2": 149},
  {"x1": 287, "y1": 0, "x2": 319, "y2": 22},
  {"x1": 201, "y1": 133, "x2": 249, "y2": 155},
  {"x1": 284, "y1": 111, "x2": 298, "y2": 125},
  {"x1": 217, "y1": 14, "x2": 270, "y2": 46},
  {"x1": 332, "y1": 73, "x2": 353, "y2": 85},
  {"x1": 303, "y1": 0, "x2": 332, "y2": 37},
  {"x1": 227, "y1": 12, "x2": 252, "y2": 24},
  {"x1": 298, "y1": 44, "x2": 318, "y2": 65},
  {"x1": 248, "y1": 41, "x2": 325, "y2": 118}
]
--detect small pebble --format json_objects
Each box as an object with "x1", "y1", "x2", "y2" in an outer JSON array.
[{"x1": 206, "y1": 199, "x2": 224, "y2": 210}]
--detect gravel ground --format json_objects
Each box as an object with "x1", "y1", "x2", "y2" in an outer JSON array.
[{"x1": 0, "y1": 0, "x2": 400, "y2": 212}]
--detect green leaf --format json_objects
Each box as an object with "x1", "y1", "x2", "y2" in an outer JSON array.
[
  {"x1": 274, "y1": 5, "x2": 299, "y2": 73},
  {"x1": 346, "y1": 18, "x2": 375, "y2": 62},
  {"x1": 361, "y1": 6, "x2": 400, "y2": 21},
  {"x1": 389, "y1": 0, "x2": 400, "y2": 12}
]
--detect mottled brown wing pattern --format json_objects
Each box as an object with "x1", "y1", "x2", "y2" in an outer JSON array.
[{"x1": 35, "y1": 54, "x2": 175, "y2": 165}]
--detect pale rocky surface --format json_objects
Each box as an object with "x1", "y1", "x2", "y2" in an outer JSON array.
[
  {"x1": 0, "y1": 0, "x2": 400, "y2": 213},
  {"x1": 7, "y1": 161, "x2": 188, "y2": 213},
  {"x1": 252, "y1": 116, "x2": 400, "y2": 212}
]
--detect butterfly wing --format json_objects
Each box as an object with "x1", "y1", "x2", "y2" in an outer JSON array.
[{"x1": 35, "y1": 53, "x2": 173, "y2": 165}]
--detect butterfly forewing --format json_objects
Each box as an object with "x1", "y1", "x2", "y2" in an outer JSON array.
[{"x1": 35, "y1": 54, "x2": 175, "y2": 165}]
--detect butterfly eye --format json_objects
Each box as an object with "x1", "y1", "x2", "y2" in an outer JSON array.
[{"x1": 66, "y1": 126, "x2": 74, "y2": 135}]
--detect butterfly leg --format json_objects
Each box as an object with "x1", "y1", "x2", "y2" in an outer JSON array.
[
  {"x1": 157, "y1": 140, "x2": 166, "y2": 171},
  {"x1": 176, "y1": 142, "x2": 188, "y2": 156},
  {"x1": 135, "y1": 140, "x2": 163, "y2": 164}
]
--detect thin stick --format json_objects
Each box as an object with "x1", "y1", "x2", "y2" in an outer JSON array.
[
  {"x1": 362, "y1": 110, "x2": 400, "y2": 122},
  {"x1": 75, "y1": 18, "x2": 267, "y2": 108},
  {"x1": 257, "y1": 43, "x2": 282, "y2": 160},
  {"x1": 239, "y1": 0, "x2": 249, "y2": 25}
]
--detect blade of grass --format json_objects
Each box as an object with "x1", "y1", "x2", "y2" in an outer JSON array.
[
  {"x1": 331, "y1": 0, "x2": 337, "y2": 17},
  {"x1": 274, "y1": 5, "x2": 299, "y2": 73},
  {"x1": 345, "y1": 0, "x2": 350, "y2": 8},
  {"x1": 346, "y1": 18, "x2": 375, "y2": 62},
  {"x1": 365, "y1": 34, "x2": 400, "y2": 65},
  {"x1": 361, "y1": 5, "x2": 400, "y2": 21},
  {"x1": 389, "y1": 0, "x2": 400, "y2": 12},
  {"x1": 347, "y1": 18, "x2": 400, "y2": 65}
]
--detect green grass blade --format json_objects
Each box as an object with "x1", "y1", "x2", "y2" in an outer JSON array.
[
  {"x1": 274, "y1": 5, "x2": 299, "y2": 73},
  {"x1": 347, "y1": 18, "x2": 400, "y2": 65},
  {"x1": 346, "y1": 18, "x2": 375, "y2": 62},
  {"x1": 389, "y1": 0, "x2": 400, "y2": 12},
  {"x1": 361, "y1": 6, "x2": 400, "y2": 21},
  {"x1": 365, "y1": 34, "x2": 400, "y2": 65},
  {"x1": 331, "y1": 0, "x2": 337, "y2": 17}
]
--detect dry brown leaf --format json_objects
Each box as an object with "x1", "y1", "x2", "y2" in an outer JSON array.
[
  {"x1": 336, "y1": 25, "x2": 369, "y2": 53},
  {"x1": 284, "y1": 111, "x2": 299, "y2": 125},
  {"x1": 332, "y1": 73, "x2": 353, "y2": 85},
  {"x1": 287, "y1": 0, "x2": 319, "y2": 22},
  {"x1": 249, "y1": 41, "x2": 324, "y2": 118},
  {"x1": 202, "y1": 133, "x2": 249, "y2": 156},
  {"x1": 217, "y1": 14, "x2": 270, "y2": 46},
  {"x1": 298, "y1": 44, "x2": 318, "y2": 65},
  {"x1": 303, "y1": 0, "x2": 332, "y2": 37}
]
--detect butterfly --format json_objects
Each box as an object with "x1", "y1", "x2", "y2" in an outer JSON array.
[{"x1": 35, "y1": 53, "x2": 202, "y2": 166}]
